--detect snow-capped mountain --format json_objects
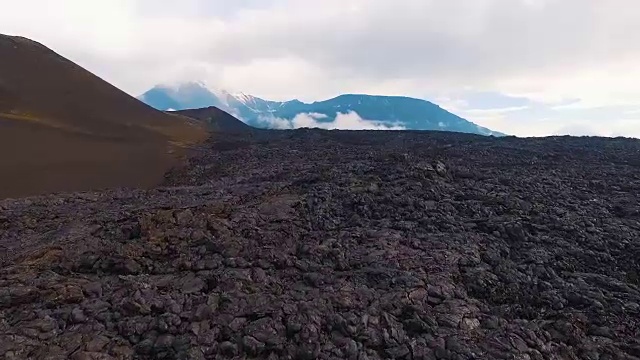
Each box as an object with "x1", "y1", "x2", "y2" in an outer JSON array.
[{"x1": 138, "y1": 82, "x2": 505, "y2": 136}]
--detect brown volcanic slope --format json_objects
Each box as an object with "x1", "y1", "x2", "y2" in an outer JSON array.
[
  {"x1": 174, "y1": 106, "x2": 254, "y2": 133},
  {"x1": 0, "y1": 34, "x2": 207, "y2": 199}
]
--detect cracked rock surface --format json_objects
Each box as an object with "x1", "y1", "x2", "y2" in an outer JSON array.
[{"x1": 1, "y1": 129, "x2": 640, "y2": 359}]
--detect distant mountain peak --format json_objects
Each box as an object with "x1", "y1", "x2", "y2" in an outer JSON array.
[
  {"x1": 151, "y1": 81, "x2": 234, "y2": 101},
  {"x1": 153, "y1": 80, "x2": 205, "y2": 91},
  {"x1": 138, "y1": 81, "x2": 226, "y2": 111},
  {"x1": 139, "y1": 83, "x2": 506, "y2": 136}
]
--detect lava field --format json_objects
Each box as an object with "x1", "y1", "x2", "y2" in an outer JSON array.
[{"x1": 1, "y1": 130, "x2": 640, "y2": 359}]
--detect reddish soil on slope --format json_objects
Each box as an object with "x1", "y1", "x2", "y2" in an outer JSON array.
[{"x1": 0, "y1": 34, "x2": 207, "y2": 199}]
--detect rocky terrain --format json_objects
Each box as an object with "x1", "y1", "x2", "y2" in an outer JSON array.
[{"x1": 1, "y1": 130, "x2": 640, "y2": 359}]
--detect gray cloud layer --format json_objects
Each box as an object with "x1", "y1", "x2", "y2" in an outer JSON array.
[
  {"x1": 210, "y1": 1, "x2": 638, "y2": 83},
  {"x1": 2, "y1": 0, "x2": 640, "y2": 135}
]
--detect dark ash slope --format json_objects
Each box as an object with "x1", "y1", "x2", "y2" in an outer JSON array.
[
  {"x1": 173, "y1": 107, "x2": 253, "y2": 134},
  {"x1": 1, "y1": 130, "x2": 640, "y2": 359}
]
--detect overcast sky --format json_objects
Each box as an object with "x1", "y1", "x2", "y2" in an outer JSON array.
[{"x1": 2, "y1": 0, "x2": 640, "y2": 137}]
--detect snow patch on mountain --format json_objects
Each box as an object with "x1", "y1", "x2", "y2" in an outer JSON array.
[{"x1": 232, "y1": 92, "x2": 256, "y2": 105}]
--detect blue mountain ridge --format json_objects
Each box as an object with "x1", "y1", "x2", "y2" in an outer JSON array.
[{"x1": 138, "y1": 82, "x2": 505, "y2": 136}]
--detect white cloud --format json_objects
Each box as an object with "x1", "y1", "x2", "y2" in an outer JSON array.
[
  {"x1": 259, "y1": 111, "x2": 405, "y2": 130},
  {"x1": 549, "y1": 101, "x2": 594, "y2": 111},
  {"x1": 306, "y1": 113, "x2": 328, "y2": 119},
  {"x1": 554, "y1": 124, "x2": 600, "y2": 137},
  {"x1": 433, "y1": 97, "x2": 470, "y2": 114},
  {"x1": 326, "y1": 112, "x2": 406, "y2": 130},
  {"x1": 497, "y1": 59, "x2": 640, "y2": 108},
  {"x1": 465, "y1": 115, "x2": 640, "y2": 138},
  {"x1": 438, "y1": 105, "x2": 535, "y2": 136},
  {"x1": 553, "y1": 119, "x2": 640, "y2": 138},
  {"x1": 258, "y1": 114, "x2": 291, "y2": 129},
  {"x1": 463, "y1": 106, "x2": 530, "y2": 115}
]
